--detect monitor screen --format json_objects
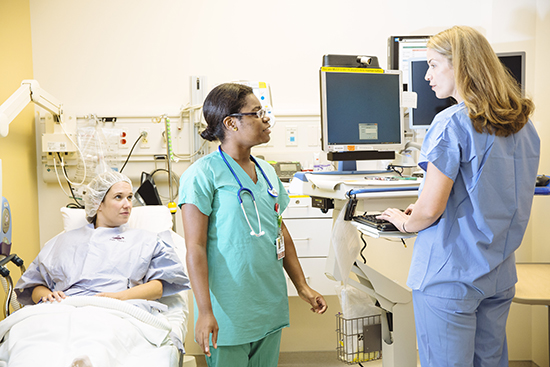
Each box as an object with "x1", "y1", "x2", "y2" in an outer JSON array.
[
  {"x1": 496, "y1": 51, "x2": 525, "y2": 95},
  {"x1": 388, "y1": 35, "x2": 431, "y2": 89},
  {"x1": 408, "y1": 51, "x2": 526, "y2": 129},
  {"x1": 320, "y1": 67, "x2": 403, "y2": 156},
  {"x1": 409, "y1": 58, "x2": 454, "y2": 130}
]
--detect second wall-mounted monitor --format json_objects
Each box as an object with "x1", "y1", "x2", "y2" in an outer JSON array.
[
  {"x1": 388, "y1": 35, "x2": 431, "y2": 89},
  {"x1": 409, "y1": 58, "x2": 454, "y2": 130},
  {"x1": 408, "y1": 51, "x2": 526, "y2": 130},
  {"x1": 497, "y1": 51, "x2": 526, "y2": 96}
]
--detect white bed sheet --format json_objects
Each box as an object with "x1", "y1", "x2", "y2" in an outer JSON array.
[
  {"x1": 0, "y1": 296, "x2": 178, "y2": 366},
  {"x1": 0, "y1": 206, "x2": 191, "y2": 367}
]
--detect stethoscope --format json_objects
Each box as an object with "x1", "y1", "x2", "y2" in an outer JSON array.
[{"x1": 218, "y1": 145, "x2": 278, "y2": 237}]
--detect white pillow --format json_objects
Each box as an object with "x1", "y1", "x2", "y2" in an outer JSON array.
[{"x1": 60, "y1": 205, "x2": 173, "y2": 233}]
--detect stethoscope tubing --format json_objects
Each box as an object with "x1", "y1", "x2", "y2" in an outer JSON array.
[{"x1": 218, "y1": 146, "x2": 278, "y2": 237}]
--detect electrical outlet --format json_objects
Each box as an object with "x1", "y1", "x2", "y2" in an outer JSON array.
[{"x1": 140, "y1": 129, "x2": 150, "y2": 149}]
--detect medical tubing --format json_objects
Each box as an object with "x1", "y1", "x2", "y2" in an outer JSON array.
[
  {"x1": 3, "y1": 276, "x2": 13, "y2": 318},
  {"x1": 58, "y1": 114, "x2": 87, "y2": 186},
  {"x1": 53, "y1": 157, "x2": 73, "y2": 198},
  {"x1": 0, "y1": 276, "x2": 17, "y2": 318},
  {"x1": 61, "y1": 296, "x2": 172, "y2": 331},
  {"x1": 57, "y1": 153, "x2": 84, "y2": 208},
  {"x1": 0, "y1": 258, "x2": 25, "y2": 316},
  {"x1": 150, "y1": 168, "x2": 179, "y2": 202},
  {"x1": 173, "y1": 139, "x2": 207, "y2": 160}
]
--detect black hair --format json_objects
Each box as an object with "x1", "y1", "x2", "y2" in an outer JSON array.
[{"x1": 200, "y1": 83, "x2": 254, "y2": 142}]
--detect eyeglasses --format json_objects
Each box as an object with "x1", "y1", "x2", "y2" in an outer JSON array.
[{"x1": 228, "y1": 108, "x2": 267, "y2": 119}]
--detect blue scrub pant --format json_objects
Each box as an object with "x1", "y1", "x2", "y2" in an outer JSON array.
[
  {"x1": 205, "y1": 330, "x2": 282, "y2": 367},
  {"x1": 413, "y1": 286, "x2": 515, "y2": 367}
]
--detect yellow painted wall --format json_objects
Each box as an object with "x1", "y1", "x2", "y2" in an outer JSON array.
[{"x1": 0, "y1": 0, "x2": 40, "y2": 317}]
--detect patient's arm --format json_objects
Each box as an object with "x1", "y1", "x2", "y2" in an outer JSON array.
[
  {"x1": 31, "y1": 285, "x2": 66, "y2": 304},
  {"x1": 95, "y1": 279, "x2": 163, "y2": 301}
]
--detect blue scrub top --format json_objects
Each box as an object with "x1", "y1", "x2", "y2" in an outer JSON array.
[
  {"x1": 178, "y1": 149, "x2": 290, "y2": 346},
  {"x1": 408, "y1": 102, "x2": 540, "y2": 299}
]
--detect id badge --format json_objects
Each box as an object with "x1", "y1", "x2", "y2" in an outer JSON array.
[{"x1": 276, "y1": 232, "x2": 285, "y2": 260}]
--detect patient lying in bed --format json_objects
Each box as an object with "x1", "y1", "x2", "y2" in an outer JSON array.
[{"x1": 2, "y1": 171, "x2": 191, "y2": 367}]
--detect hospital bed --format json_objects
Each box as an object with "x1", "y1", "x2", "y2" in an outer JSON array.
[{"x1": 0, "y1": 205, "x2": 196, "y2": 367}]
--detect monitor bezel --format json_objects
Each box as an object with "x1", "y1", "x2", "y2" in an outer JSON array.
[
  {"x1": 387, "y1": 35, "x2": 432, "y2": 88},
  {"x1": 496, "y1": 51, "x2": 526, "y2": 96},
  {"x1": 320, "y1": 68, "x2": 405, "y2": 154}
]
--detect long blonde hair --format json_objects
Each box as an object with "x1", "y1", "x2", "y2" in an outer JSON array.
[{"x1": 428, "y1": 26, "x2": 534, "y2": 136}]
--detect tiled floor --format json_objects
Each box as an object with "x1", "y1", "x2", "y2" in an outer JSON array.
[{"x1": 192, "y1": 351, "x2": 539, "y2": 366}]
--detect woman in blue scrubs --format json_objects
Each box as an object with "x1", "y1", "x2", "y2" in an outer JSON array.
[
  {"x1": 378, "y1": 26, "x2": 540, "y2": 366},
  {"x1": 178, "y1": 83, "x2": 327, "y2": 367}
]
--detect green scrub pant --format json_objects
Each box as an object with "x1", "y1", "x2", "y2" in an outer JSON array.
[{"x1": 205, "y1": 330, "x2": 282, "y2": 367}]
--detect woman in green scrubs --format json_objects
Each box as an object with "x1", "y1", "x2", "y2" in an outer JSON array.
[{"x1": 178, "y1": 83, "x2": 327, "y2": 367}]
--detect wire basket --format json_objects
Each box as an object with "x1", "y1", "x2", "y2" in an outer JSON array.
[{"x1": 336, "y1": 312, "x2": 382, "y2": 364}]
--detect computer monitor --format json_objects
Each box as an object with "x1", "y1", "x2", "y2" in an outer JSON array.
[
  {"x1": 408, "y1": 51, "x2": 526, "y2": 130},
  {"x1": 320, "y1": 67, "x2": 404, "y2": 161},
  {"x1": 408, "y1": 58, "x2": 454, "y2": 130},
  {"x1": 388, "y1": 35, "x2": 431, "y2": 89},
  {"x1": 497, "y1": 51, "x2": 525, "y2": 95}
]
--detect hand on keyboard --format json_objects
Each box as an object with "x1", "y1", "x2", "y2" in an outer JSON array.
[
  {"x1": 352, "y1": 213, "x2": 398, "y2": 232},
  {"x1": 376, "y1": 207, "x2": 414, "y2": 233}
]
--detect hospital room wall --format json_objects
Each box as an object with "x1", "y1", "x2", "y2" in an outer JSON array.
[
  {"x1": 527, "y1": 2, "x2": 550, "y2": 366},
  {"x1": 0, "y1": 1, "x2": 41, "y2": 314},
  {"x1": 23, "y1": 0, "x2": 549, "y2": 361}
]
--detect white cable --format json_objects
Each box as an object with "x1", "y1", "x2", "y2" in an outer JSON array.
[
  {"x1": 53, "y1": 157, "x2": 73, "y2": 198},
  {"x1": 59, "y1": 156, "x2": 82, "y2": 191}
]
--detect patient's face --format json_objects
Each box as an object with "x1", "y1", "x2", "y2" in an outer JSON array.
[{"x1": 96, "y1": 182, "x2": 133, "y2": 228}]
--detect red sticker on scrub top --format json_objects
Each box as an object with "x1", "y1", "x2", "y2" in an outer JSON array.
[{"x1": 275, "y1": 203, "x2": 279, "y2": 213}]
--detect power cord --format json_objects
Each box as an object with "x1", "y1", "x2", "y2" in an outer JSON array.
[
  {"x1": 360, "y1": 233, "x2": 368, "y2": 264},
  {"x1": 120, "y1": 131, "x2": 146, "y2": 173}
]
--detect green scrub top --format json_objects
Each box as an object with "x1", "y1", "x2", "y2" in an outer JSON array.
[{"x1": 178, "y1": 149, "x2": 290, "y2": 346}]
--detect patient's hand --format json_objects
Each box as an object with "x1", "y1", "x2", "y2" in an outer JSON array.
[
  {"x1": 42, "y1": 291, "x2": 67, "y2": 303},
  {"x1": 32, "y1": 285, "x2": 67, "y2": 304}
]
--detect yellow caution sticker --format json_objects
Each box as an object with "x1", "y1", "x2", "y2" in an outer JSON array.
[{"x1": 321, "y1": 67, "x2": 384, "y2": 73}]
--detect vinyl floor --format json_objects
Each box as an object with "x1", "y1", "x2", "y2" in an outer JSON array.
[{"x1": 191, "y1": 351, "x2": 539, "y2": 367}]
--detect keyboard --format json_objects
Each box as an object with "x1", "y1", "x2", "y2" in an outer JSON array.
[{"x1": 353, "y1": 214, "x2": 398, "y2": 232}]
